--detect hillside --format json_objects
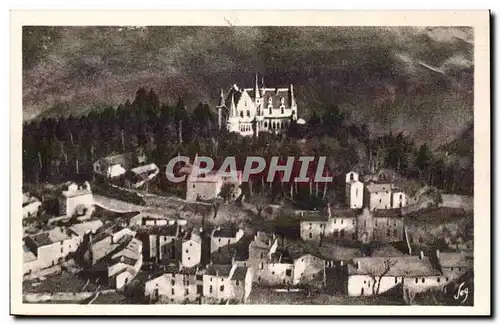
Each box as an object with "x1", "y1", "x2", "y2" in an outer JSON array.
[{"x1": 23, "y1": 26, "x2": 473, "y2": 146}]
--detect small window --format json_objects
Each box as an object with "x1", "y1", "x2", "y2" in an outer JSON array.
[
  {"x1": 240, "y1": 111, "x2": 243, "y2": 118},
  {"x1": 393, "y1": 229, "x2": 397, "y2": 237},
  {"x1": 209, "y1": 285, "x2": 213, "y2": 293},
  {"x1": 236, "y1": 280, "x2": 240, "y2": 286},
  {"x1": 309, "y1": 233, "x2": 312, "y2": 239},
  {"x1": 386, "y1": 229, "x2": 390, "y2": 237},
  {"x1": 446, "y1": 277, "x2": 449, "y2": 281},
  {"x1": 218, "y1": 238, "x2": 221, "y2": 243},
  {"x1": 185, "y1": 249, "x2": 188, "y2": 253},
  {"x1": 220, "y1": 285, "x2": 224, "y2": 292},
  {"x1": 437, "y1": 277, "x2": 441, "y2": 283},
  {"x1": 422, "y1": 278, "x2": 425, "y2": 283},
  {"x1": 260, "y1": 263, "x2": 264, "y2": 269},
  {"x1": 247, "y1": 110, "x2": 250, "y2": 117},
  {"x1": 286, "y1": 269, "x2": 292, "y2": 277},
  {"x1": 171, "y1": 280, "x2": 175, "y2": 285},
  {"x1": 272, "y1": 271, "x2": 275, "y2": 275},
  {"x1": 415, "y1": 278, "x2": 418, "y2": 283},
  {"x1": 258, "y1": 276, "x2": 261, "y2": 281},
  {"x1": 260, "y1": 252, "x2": 264, "y2": 258},
  {"x1": 171, "y1": 288, "x2": 175, "y2": 295},
  {"x1": 394, "y1": 277, "x2": 398, "y2": 284},
  {"x1": 185, "y1": 289, "x2": 189, "y2": 295},
  {"x1": 60, "y1": 247, "x2": 64, "y2": 253}
]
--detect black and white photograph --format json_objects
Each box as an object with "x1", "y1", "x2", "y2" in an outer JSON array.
[{"x1": 10, "y1": 10, "x2": 491, "y2": 316}]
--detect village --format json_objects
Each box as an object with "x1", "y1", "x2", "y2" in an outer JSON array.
[{"x1": 22, "y1": 147, "x2": 474, "y2": 305}]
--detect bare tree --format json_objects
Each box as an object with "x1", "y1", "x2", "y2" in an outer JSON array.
[{"x1": 366, "y1": 258, "x2": 398, "y2": 296}]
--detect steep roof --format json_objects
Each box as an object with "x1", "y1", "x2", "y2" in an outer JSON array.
[{"x1": 348, "y1": 256, "x2": 441, "y2": 277}]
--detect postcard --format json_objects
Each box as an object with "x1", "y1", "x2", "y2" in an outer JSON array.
[{"x1": 10, "y1": 10, "x2": 490, "y2": 316}]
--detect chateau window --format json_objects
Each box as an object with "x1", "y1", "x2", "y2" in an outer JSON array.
[
  {"x1": 247, "y1": 110, "x2": 250, "y2": 117},
  {"x1": 340, "y1": 230, "x2": 345, "y2": 238},
  {"x1": 422, "y1": 278, "x2": 425, "y2": 283},
  {"x1": 415, "y1": 278, "x2": 418, "y2": 283},
  {"x1": 209, "y1": 285, "x2": 213, "y2": 293},
  {"x1": 240, "y1": 111, "x2": 243, "y2": 118},
  {"x1": 171, "y1": 280, "x2": 175, "y2": 285},
  {"x1": 171, "y1": 288, "x2": 175, "y2": 295},
  {"x1": 309, "y1": 233, "x2": 312, "y2": 239},
  {"x1": 437, "y1": 277, "x2": 441, "y2": 283},
  {"x1": 281, "y1": 106, "x2": 284, "y2": 114},
  {"x1": 220, "y1": 285, "x2": 225, "y2": 292},
  {"x1": 185, "y1": 289, "x2": 189, "y2": 295},
  {"x1": 269, "y1": 107, "x2": 272, "y2": 114},
  {"x1": 393, "y1": 229, "x2": 397, "y2": 237},
  {"x1": 286, "y1": 269, "x2": 292, "y2": 276},
  {"x1": 264, "y1": 121, "x2": 268, "y2": 128}
]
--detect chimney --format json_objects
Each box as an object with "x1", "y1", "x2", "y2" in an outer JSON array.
[{"x1": 419, "y1": 251, "x2": 424, "y2": 260}]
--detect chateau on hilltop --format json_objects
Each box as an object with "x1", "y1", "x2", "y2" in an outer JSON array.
[{"x1": 217, "y1": 74, "x2": 298, "y2": 136}]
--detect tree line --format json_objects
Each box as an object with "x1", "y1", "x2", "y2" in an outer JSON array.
[{"x1": 22, "y1": 87, "x2": 473, "y2": 198}]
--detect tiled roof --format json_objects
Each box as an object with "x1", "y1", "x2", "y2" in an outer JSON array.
[
  {"x1": 438, "y1": 252, "x2": 473, "y2": 268},
  {"x1": 330, "y1": 208, "x2": 357, "y2": 219},
  {"x1": 23, "y1": 245, "x2": 37, "y2": 263},
  {"x1": 98, "y1": 152, "x2": 135, "y2": 169},
  {"x1": 131, "y1": 163, "x2": 158, "y2": 175},
  {"x1": 137, "y1": 225, "x2": 179, "y2": 237},
  {"x1": 231, "y1": 266, "x2": 248, "y2": 281},
  {"x1": 28, "y1": 227, "x2": 70, "y2": 247},
  {"x1": 206, "y1": 264, "x2": 233, "y2": 277},
  {"x1": 348, "y1": 256, "x2": 441, "y2": 277},
  {"x1": 299, "y1": 214, "x2": 329, "y2": 222},
  {"x1": 373, "y1": 209, "x2": 403, "y2": 219},
  {"x1": 366, "y1": 182, "x2": 393, "y2": 193},
  {"x1": 69, "y1": 220, "x2": 104, "y2": 237},
  {"x1": 213, "y1": 228, "x2": 240, "y2": 238}
]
